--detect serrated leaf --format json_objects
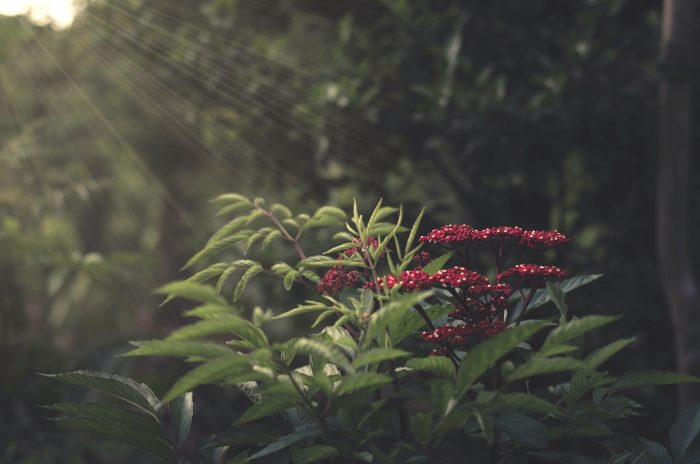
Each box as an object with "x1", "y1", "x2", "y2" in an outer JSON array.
[
  {"x1": 336, "y1": 372, "x2": 393, "y2": 395},
  {"x1": 422, "y1": 251, "x2": 454, "y2": 275},
  {"x1": 211, "y1": 193, "x2": 250, "y2": 204},
  {"x1": 54, "y1": 416, "x2": 176, "y2": 463},
  {"x1": 510, "y1": 274, "x2": 603, "y2": 322},
  {"x1": 494, "y1": 412, "x2": 548, "y2": 448},
  {"x1": 284, "y1": 270, "x2": 298, "y2": 291},
  {"x1": 291, "y1": 445, "x2": 339, "y2": 464},
  {"x1": 184, "y1": 231, "x2": 253, "y2": 269},
  {"x1": 262, "y1": 230, "x2": 282, "y2": 250},
  {"x1": 47, "y1": 402, "x2": 164, "y2": 437},
  {"x1": 492, "y1": 393, "x2": 561, "y2": 415},
  {"x1": 244, "y1": 228, "x2": 274, "y2": 254},
  {"x1": 293, "y1": 338, "x2": 353, "y2": 373},
  {"x1": 235, "y1": 383, "x2": 302, "y2": 425},
  {"x1": 122, "y1": 340, "x2": 235, "y2": 359},
  {"x1": 406, "y1": 356, "x2": 456, "y2": 380},
  {"x1": 614, "y1": 370, "x2": 700, "y2": 390},
  {"x1": 41, "y1": 371, "x2": 160, "y2": 419},
  {"x1": 270, "y1": 204, "x2": 293, "y2": 219},
  {"x1": 216, "y1": 266, "x2": 237, "y2": 295},
  {"x1": 405, "y1": 208, "x2": 425, "y2": 255},
  {"x1": 206, "y1": 216, "x2": 249, "y2": 246},
  {"x1": 546, "y1": 281, "x2": 568, "y2": 321},
  {"x1": 365, "y1": 292, "x2": 432, "y2": 346},
  {"x1": 215, "y1": 202, "x2": 254, "y2": 217},
  {"x1": 274, "y1": 301, "x2": 328, "y2": 320},
  {"x1": 542, "y1": 315, "x2": 618, "y2": 351},
  {"x1": 161, "y1": 356, "x2": 249, "y2": 403},
  {"x1": 671, "y1": 403, "x2": 700, "y2": 460},
  {"x1": 199, "y1": 424, "x2": 282, "y2": 449},
  {"x1": 585, "y1": 338, "x2": 635, "y2": 369},
  {"x1": 506, "y1": 357, "x2": 588, "y2": 382},
  {"x1": 391, "y1": 304, "x2": 452, "y2": 345},
  {"x1": 456, "y1": 321, "x2": 549, "y2": 398},
  {"x1": 187, "y1": 263, "x2": 230, "y2": 284},
  {"x1": 352, "y1": 348, "x2": 410, "y2": 369},
  {"x1": 156, "y1": 281, "x2": 226, "y2": 306},
  {"x1": 183, "y1": 304, "x2": 235, "y2": 319},
  {"x1": 250, "y1": 423, "x2": 329, "y2": 461},
  {"x1": 233, "y1": 264, "x2": 264, "y2": 302},
  {"x1": 170, "y1": 392, "x2": 193, "y2": 448},
  {"x1": 166, "y1": 315, "x2": 268, "y2": 348}
]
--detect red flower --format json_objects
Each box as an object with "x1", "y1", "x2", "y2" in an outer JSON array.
[
  {"x1": 419, "y1": 224, "x2": 472, "y2": 245},
  {"x1": 431, "y1": 266, "x2": 489, "y2": 288},
  {"x1": 344, "y1": 236, "x2": 380, "y2": 257},
  {"x1": 400, "y1": 270, "x2": 433, "y2": 291},
  {"x1": 519, "y1": 230, "x2": 570, "y2": 249},
  {"x1": 469, "y1": 226, "x2": 524, "y2": 244},
  {"x1": 365, "y1": 274, "x2": 399, "y2": 292},
  {"x1": 316, "y1": 267, "x2": 361, "y2": 295},
  {"x1": 421, "y1": 320, "x2": 507, "y2": 347},
  {"x1": 496, "y1": 264, "x2": 567, "y2": 288},
  {"x1": 464, "y1": 283, "x2": 512, "y2": 298},
  {"x1": 412, "y1": 251, "x2": 432, "y2": 269}
]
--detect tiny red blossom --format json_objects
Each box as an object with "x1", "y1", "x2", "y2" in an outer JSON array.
[
  {"x1": 464, "y1": 283, "x2": 512, "y2": 298},
  {"x1": 497, "y1": 264, "x2": 567, "y2": 288},
  {"x1": 399, "y1": 270, "x2": 433, "y2": 291},
  {"x1": 344, "y1": 236, "x2": 380, "y2": 257},
  {"x1": 431, "y1": 266, "x2": 489, "y2": 288},
  {"x1": 469, "y1": 226, "x2": 524, "y2": 244},
  {"x1": 412, "y1": 251, "x2": 432, "y2": 269},
  {"x1": 365, "y1": 274, "x2": 399, "y2": 291},
  {"x1": 316, "y1": 267, "x2": 361, "y2": 295},
  {"x1": 421, "y1": 320, "x2": 507, "y2": 347},
  {"x1": 419, "y1": 224, "x2": 472, "y2": 245},
  {"x1": 519, "y1": 230, "x2": 570, "y2": 249}
]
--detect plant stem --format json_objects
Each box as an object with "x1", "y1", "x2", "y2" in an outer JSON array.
[
  {"x1": 286, "y1": 369, "x2": 332, "y2": 442},
  {"x1": 261, "y1": 207, "x2": 307, "y2": 260}
]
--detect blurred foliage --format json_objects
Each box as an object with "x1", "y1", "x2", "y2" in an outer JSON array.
[{"x1": 0, "y1": 0, "x2": 696, "y2": 461}]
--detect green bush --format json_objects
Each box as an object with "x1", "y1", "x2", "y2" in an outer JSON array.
[{"x1": 45, "y1": 195, "x2": 700, "y2": 463}]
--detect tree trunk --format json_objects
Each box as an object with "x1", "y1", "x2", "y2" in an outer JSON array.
[{"x1": 658, "y1": 0, "x2": 700, "y2": 409}]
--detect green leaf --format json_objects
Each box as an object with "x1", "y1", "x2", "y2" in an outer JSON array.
[
  {"x1": 506, "y1": 357, "x2": 588, "y2": 383},
  {"x1": 336, "y1": 372, "x2": 393, "y2": 395},
  {"x1": 199, "y1": 424, "x2": 282, "y2": 449},
  {"x1": 262, "y1": 230, "x2": 282, "y2": 250},
  {"x1": 352, "y1": 348, "x2": 410, "y2": 369},
  {"x1": 671, "y1": 403, "x2": 700, "y2": 460},
  {"x1": 456, "y1": 321, "x2": 549, "y2": 398},
  {"x1": 215, "y1": 202, "x2": 254, "y2": 217},
  {"x1": 206, "y1": 216, "x2": 248, "y2": 246},
  {"x1": 156, "y1": 281, "x2": 226, "y2": 306},
  {"x1": 391, "y1": 304, "x2": 453, "y2": 345},
  {"x1": 235, "y1": 383, "x2": 302, "y2": 425},
  {"x1": 510, "y1": 274, "x2": 603, "y2": 322},
  {"x1": 41, "y1": 371, "x2": 160, "y2": 420},
  {"x1": 364, "y1": 292, "x2": 432, "y2": 346},
  {"x1": 422, "y1": 251, "x2": 454, "y2": 275},
  {"x1": 274, "y1": 301, "x2": 328, "y2": 320},
  {"x1": 249, "y1": 423, "x2": 328, "y2": 460},
  {"x1": 585, "y1": 338, "x2": 635, "y2": 369},
  {"x1": 404, "y1": 208, "x2": 425, "y2": 255},
  {"x1": 233, "y1": 264, "x2": 264, "y2": 302},
  {"x1": 494, "y1": 412, "x2": 548, "y2": 449},
  {"x1": 639, "y1": 438, "x2": 674, "y2": 464},
  {"x1": 271, "y1": 203, "x2": 293, "y2": 219},
  {"x1": 122, "y1": 340, "x2": 236, "y2": 359},
  {"x1": 183, "y1": 231, "x2": 253, "y2": 269},
  {"x1": 47, "y1": 402, "x2": 164, "y2": 437},
  {"x1": 170, "y1": 392, "x2": 193, "y2": 448},
  {"x1": 314, "y1": 206, "x2": 347, "y2": 220},
  {"x1": 614, "y1": 370, "x2": 700, "y2": 390},
  {"x1": 166, "y1": 315, "x2": 268, "y2": 348},
  {"x1": 492, "y1": 393, "x2": 561, "y2": 416},
  {"x1": 291, "y1": 445, "x2": 339, "y2": 464},
  {"x1": 54, "y1": 416, "x2": 176, "y2": 463},
  {"x1": 183, "y1": 304, "x2": 236, "y2": 319},
  {"x1": 187, "y1": 263, "x2": 229, "y2": 284},
  {"x1": 563, "y1": 369, "x2": 615, "y2": 407},
  {"x1": 541, "y1": 315, "x2": 618, "y2": 351},
  {"x1": 293, "y1": 338, "x2": 353, "y2": 373},
  {"x1": 161, "y1": 356, "x2": 249, "y2": 403},
  {"x1": 283, "y1": 270, "x2": 298, "y2": 290},
  {"x1": 406, "y1": 356, "x2": 456, "y2": 380},
  {"x1": 545, "y1": 281, "x2": 568, "y2": 321},
  {"x1": 210, "y1": 193, "x2": 250, "y2": 204}
]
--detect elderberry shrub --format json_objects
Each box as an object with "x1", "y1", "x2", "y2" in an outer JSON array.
[{"x1": 44, "y1": 195, "x2": 700, "y2": 463}]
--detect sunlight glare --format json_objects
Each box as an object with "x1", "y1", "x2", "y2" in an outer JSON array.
[{"x1": 0, "y1": 0, "x2": 78, "y2": 29}]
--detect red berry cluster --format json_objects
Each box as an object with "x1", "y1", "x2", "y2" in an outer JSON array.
[
  {"x1": 315, "y1": 267, "x2": 361, "y2": 296},
  {"x1": 431, "y1": 266, "x2": 489, "y2": 288},
  {"x1": 412, "y1": 251, "x2": 432, "y2": 269},
  {"x1": 496, "y1": 264, "x2": 567, "y2": 289},
  {"x1": 419, "y1": 225, "x2": 569, "y2": 249},
  {"x1": 421, "y1": 320, "x2": 506, "y2": 348}
]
